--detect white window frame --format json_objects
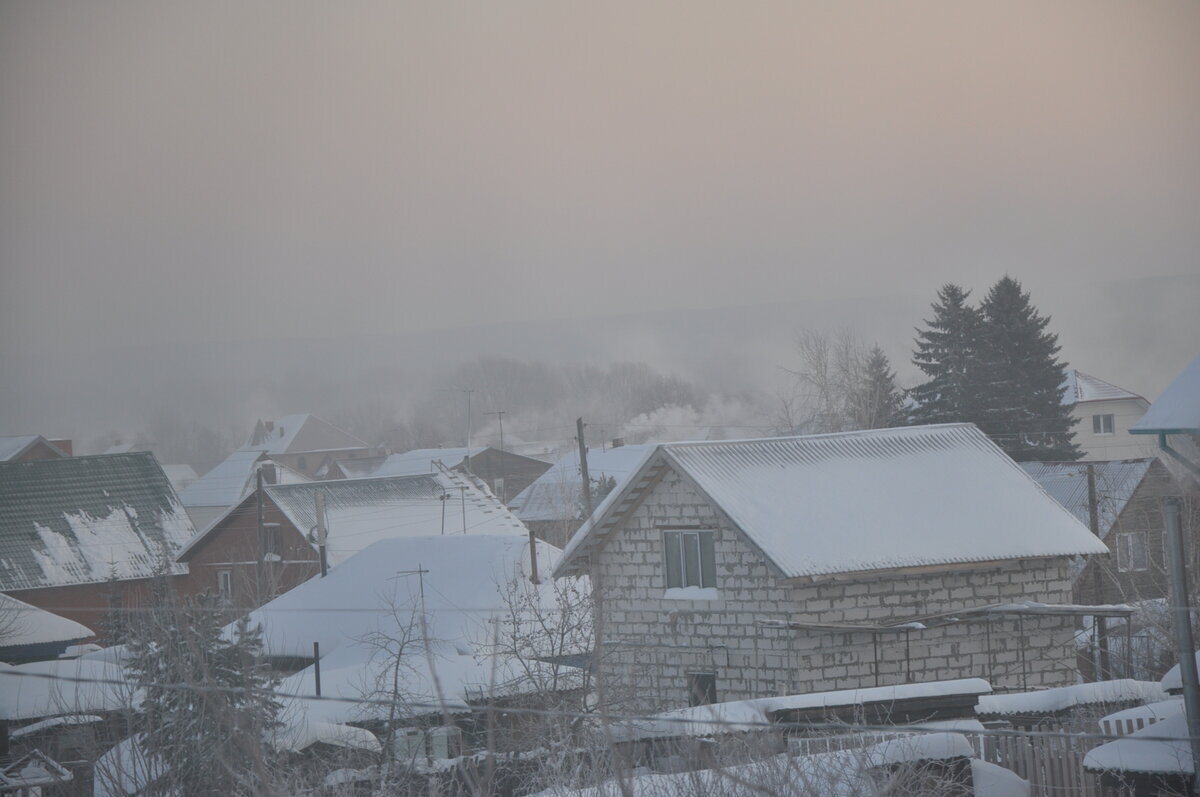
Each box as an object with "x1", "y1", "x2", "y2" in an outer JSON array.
[
  {"x1": 1116, "y1": 532, "x2": 1149, "y2": 572},
  {"x1": 662, "y1": 529, "x2": 716, "y2": 589},
  {"x1": 1093, "y1": 414, "x2": 1115, "y2": 436},
  {"x1": 216, "y1": 569, "x2": 232, "y2": 601}
]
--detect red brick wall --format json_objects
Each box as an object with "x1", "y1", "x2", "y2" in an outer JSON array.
[
  {"x1": 8, "y1": 577, "x2": 181, "y2": 644},
  {"x1": 177, "y1": 494, "x2": 320, "y2": 614}
]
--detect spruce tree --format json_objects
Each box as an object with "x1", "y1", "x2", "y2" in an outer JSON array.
[
  {"x1": 908, "y1": 284, "x2": 984, "y2": 426},
  {"x1": 976, "y1": 276, "x2": 1080, "y2": 461},
  {"x1": 854, "y1": 346, "x2": 904, "y2": 429},
  {"x1": 127, "y1": 592, "x2": 282, "y2": 795}
]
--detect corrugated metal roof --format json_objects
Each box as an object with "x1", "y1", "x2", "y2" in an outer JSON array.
[
  {"x1": 178, "y1": 449, "x2": 310, "y2": 509},
  {"x1": 509, "y1": 444, "x2": 653, "y2": 522},
  {"x1": 556, "y1": 424, "x2": 1109, "y2": 579},
  {"x1": 1061, "y1": 369, "x2": 1145, "y2": 405},
  {"x1": 363, "y1": 447, "x2": 486, "y2": 478},
  {"x1": 0, "y1": 453, "x2": 194, "y2": 590},
  {"x1": 1019, "y1": 459, "x2": 1155, "y2": 539},
  {"x1": 263, "y1": 465, "x2": 527, "y2": 566},
  {"x1": 1132, "y1": 355, "x2": 1200, "y2": 435}
]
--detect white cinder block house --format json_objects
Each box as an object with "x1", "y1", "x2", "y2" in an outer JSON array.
[{"x1": 553, "y1": 424, "x2": 1110, "y2": 711}]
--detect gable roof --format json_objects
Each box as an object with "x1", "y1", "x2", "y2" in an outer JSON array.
[
  {"x1": 178, "y1": 449, "x2": 309, "y2": 509},
  {"x1": 179, "y1": 465, "x2": 528, "y2": 564},
  {"x1": 1061, "y1": 369, "x2": 1145, "y2": 405},
  {"x1": 554, "y1": 424, "x2": 1109, "y2": 579},
  {"x1": 508, "y1": 444, "x2": 653, "y2": 522},
  {"x1": 0, "y1": 436, "x2": 67, "y2": 462},
  {"x1": 1132, "y1": 355, "x2": 1200, "y2": 436},
  {"x1": 364, "y1": 447, "x2": 486, "y2": 478},
  {"x1": 246, "y1": 413, "x2": 369, "y2": 454},
  {"x1": 241, "y1": 533, "x2": 577, "y2": 725},
  {"x1": 0, "y1": 593, "x2": 94, "y2": 651},
  {"x1": 1019, "y1": 459, "x2": 1157, "y2": 539},
  {"x1": 0, "y1": 453, "x2": 195, "y2": 591}
]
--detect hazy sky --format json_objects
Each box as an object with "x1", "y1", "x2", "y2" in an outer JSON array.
[{"x1": 2, "y1": 1, "x2": 1199, "y2": 352}]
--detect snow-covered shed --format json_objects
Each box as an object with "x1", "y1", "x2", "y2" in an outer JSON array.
[
  {"x1": 0, "y1": 453, "x2": 196, "y2": 638},
  {"x1": 238, "y1": 533, "x2": 586, "y2": 754},
  {"x1": 553, "y1": 424, "x2": 1110, "y2": 709}
]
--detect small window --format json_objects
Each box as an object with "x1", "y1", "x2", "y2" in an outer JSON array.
[
  {"x1": 663, "y1": 530, "x2": 716, "y2": 589},
  {"x1": 688, "y1": 673, "x2": 718, "y2": 707},
  {"x1": 1117, "y1": 532, "x2": 1149, "y2": 572},
  {"x1": 217, "y1": 569, "x2": 232, "y2": 601},
  {"x1": 1093, "y1": 414, "x2": 1115, "y2": 435}
]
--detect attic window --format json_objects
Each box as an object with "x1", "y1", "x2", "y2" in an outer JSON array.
[
  {"x1": 663, "y1": 530, "x2": 716, "y2": 589},
  {"x1": 1117, "y1": 532, "x2": 1149, "y2": 572},
  {"x1": 1092, "y1": 414, "x2": 1115, "y2": 435}
]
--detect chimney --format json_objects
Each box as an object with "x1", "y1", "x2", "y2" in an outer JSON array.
[
  {"x1": 611, "y1": 437, "x2": 625, "y2": 449},
  {"x1": 259, "y1": 463, "x2": 278, "y2": 485}
]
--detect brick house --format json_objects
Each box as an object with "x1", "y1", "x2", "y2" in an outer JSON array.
[
  {"x1": 0, "y1": 453, "x2": 197, "y2": 638},
  {"x1": 1021, "y1": 458, "x2": 1185, "y2": 605},
  {"x1": 552, "y1": 424, "x2": 1109, "y2": 711},
  {"x1": 334, "y1": 447, "x2": 552, "y2": 505},
  {"x1": 0, "y1": 435, "x2": 69, "y2": 463},
  {"x1": 176, "y1": 465, "x2": 528, "y2": 611}
]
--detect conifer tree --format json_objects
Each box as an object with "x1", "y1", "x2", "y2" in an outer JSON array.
[
  {"x1": 976, "y1": 276, "x2": 1080, "y2": 461},
  {"x1": 127, "y1": 591, "x2": 282, "y2": 795},
  {"x1": 854, "y1": 346, "x2": 904, "y2": 429},
  {"x1": 908, "y1": 284, "x2": 984, "y2": 426}
]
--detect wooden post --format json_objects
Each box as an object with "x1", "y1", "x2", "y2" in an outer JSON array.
[
  {"x1": 256, "y1": 468, "x2": 265, "y2": 605},
  {"x1": 1087, "y1": 463, "x2": 1109, "y2": 678},
  {"x1": 577, "y1": 418, "x2": 593, "y2": 516},
  {"x1": 313, "y1": 641, "x2": 322, "y2": 696}
]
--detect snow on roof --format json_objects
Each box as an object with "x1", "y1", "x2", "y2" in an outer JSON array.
[
  {"x1": 866, "y1": 732, "x2": 973, "y2": 766},
  {"x1": 160, "y1": 464, "x2": 198, "y2": 493},
  {"x1": 556, "y1": 424, "x2": 1109, "y2": 579},
  {"x1": 240, "y1": 534, "x2": 582, "y2": 726},
  {"x1": 1019, "y1": 459, "x2": 1155, "y2": 539},
  {"x1": 0, "y1": 453, "x2": 195, "y2": 590},
  {"x1": 0, "y1": 658, "x2": 136, "y2": 721},
  {"x1": 976, "y1": 680, "x2": 1167, "y2": 717},
  {"x1": 364, "y1": 447, "x2": 487, "y2": 478},
  {"x1": 245, "y1": 413, "x2": 369, "y2": 455},
  {"x1": 0, "y1": 436, "x2": 48, "y2": 462},
  {"x1": 262, "y1": 466, "x2": 527, "y2": 566},
  {"x1": 1101, "y1": 698, "x2": 1185, "y2": 727},
  {"x1": 178, "y1": 449, "x2": 309, "y2": 510},
  {"x1": 1084, "y1": 712, "x2": 1193, "y2": 775},
  {"x1": 1159, "y1": 651, "x2": 1200, "y2": 692},
  {"x1": 509, "y1": 445, "x2": 653, "y2": 522},
  {"x1": 0, "y1": 594, "x2": 93, "y2": 650},
  {"x1": 1060, "y1": 369, "x2": 1145, "y2": 405},
  {"x1": 612, "y1": 679, "x2": 991, "y2": 742},
  {"x1": 1132, "y1": 355, "x2": 1200, "y2": 435}
]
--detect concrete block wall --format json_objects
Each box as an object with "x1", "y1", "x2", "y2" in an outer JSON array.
[{"x1": 593, "y1": 468, "x2": 1080, "y2": 712}]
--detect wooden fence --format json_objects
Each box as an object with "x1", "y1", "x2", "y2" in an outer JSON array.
[{"x1": 970, "y1": 731, "x2": 1122, "y2": 797}]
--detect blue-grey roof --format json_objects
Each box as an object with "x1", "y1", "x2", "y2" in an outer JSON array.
[
  {"x1": 508, "y1": 445, "x2": 653, "y2": 522},
  {"x1": 0, "y1": 453, "x2": 195, "y2": 590},
  {"x1": 1132, "y1": 355, "x2": 1200, "y2": 435},
  {"x1": 1020, "y1": 459, "x2": 1156, "y2": 538}
]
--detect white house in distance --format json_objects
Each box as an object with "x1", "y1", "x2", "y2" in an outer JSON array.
[
  {"x1": 553, "y1": 424, "x2": 1109, "y2": 712},
  {"x1": 1061, "y1": 368, "x2": 1156, "y2": 461}
]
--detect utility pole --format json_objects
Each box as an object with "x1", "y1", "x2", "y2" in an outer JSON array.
[
  {"x1": 256, "y1": 468, "x2": 265, "y2": 605},
  {"x1": 577, "y1": 417, "x2": 593, "y2": 517},
  {"x1": 485, "y1": 410, "x2": 506, "y2": 501},
  {"x1": 315, "y1": 490, "x2": 328, "y2": 578},
  {"x1": 1087, "y1": 464, "x2": 1109, "y2": 678},
  {"x1": 1165, "y1": 497, "x2": 1200, "y2": 795}
]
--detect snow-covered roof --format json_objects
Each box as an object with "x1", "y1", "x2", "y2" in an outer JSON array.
[
  {"x1": 976, "y1": 680, "x2": 1167, "y2": 717},
  {"x1": 178, "y1": 449, "x2": 309, "y2": 510},
  {"x1": 245, "y1": 413, "x2": 369, "y2": 455},
  {"x1": 555, "y1": 424, "x2": 1109, "y2": 579},
  {"x1": 1132, "y1": 355, "x2": 1200, "y2": 435},
  {"x1": 0, "y1": 658, "x2": 136, "y2": 721},
  {"x1": 0, "y1": 594, "x2": 93, "y2": 651},
  {"x1": 239, "y1": 534, "x2": 583, "y2": 726},
  {"x1": 363, "y1": 447, "x2": 486, "y2": 478},
  {"x1": 612, "y1": 678, "x2": 991, "y2": 742},
  {"x1": 1101, "y1": 698, "x2": 1184, "y2": 728},
  {"x1": 1159, "y1": 651, "x2": 1200, "y2": 692},
  {"x1": 1061, "y1": 369, "x2": 1146, "y2": 406},
  {"x1": 0, "y1": 435, "x2": 66, "y2": 462},
  {"x1": 1084, "y1": 712, "x2": 1193, "y2": 775},
  {"x1": 1019, "y1": 459, "x2": 1156, "y2": 539},
  {"x1": 0, "y1": 453, "x2": 195, "y2": 591},
  {"x1": 263, "y1": 466, "x2": 528, "y2": 566},
  {"x1": 509, "y1": 445, "x2": 653, "y2": 522},
  {"x1": 160, "y1": 464, "x2": 198, "y2": 493}
]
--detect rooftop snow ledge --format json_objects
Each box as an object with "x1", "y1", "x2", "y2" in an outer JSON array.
[{"x1": 663, "y1": 587, "x2": 721, "y2": 601}]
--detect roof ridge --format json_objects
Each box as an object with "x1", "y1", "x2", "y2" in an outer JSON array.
[{"x1": 658, "y1": 422, "x2": 975, "y2": 450}]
